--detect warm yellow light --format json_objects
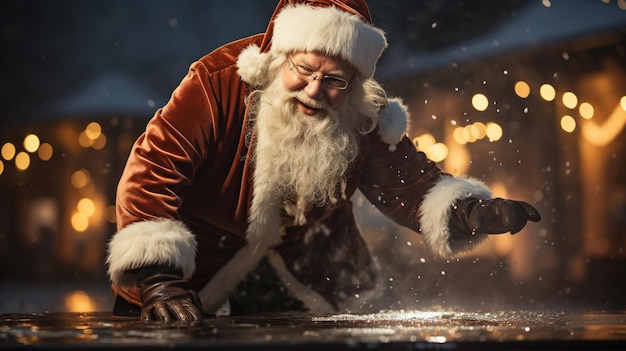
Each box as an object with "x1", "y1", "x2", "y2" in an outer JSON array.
[
  {"x1": 472, "y1": 122, "x2": 487, "y2": 139},
  {"x1": 91, "y1": 133, "x2": 107, "y2": 150},
  {"x1": 453, "y1": 127, "x2": 467, "y2": 145},
  {"x1": 581, "y1": 101, "x2": 626, "y2": 147},
  {"x1": 428, "y1": 143, "x2": 448, "y2": 163},
  {"x1": 64, "y1": 290, "x2": 96, "y2": 312},
  {"x1": 15, "y1": 151, "x2": 30, "y2": 171},
  {"x1": 37, "y1": 143, "x2": 53, "y2": 161},
  {"x1": 71, "y1": 169, "x2": 91, "y2": 189},
  {"x1": 579, "y1": 102, "x2": 594, "y2": 119},
  {"x1": 1, "y1": 143, "x2": 16, "y2": 161},
  {"x1": 514, "y1": 81, "x2": 530, "y2": 98},
  {"x1": 71, "y1": 212, "x2": 89, "y2": 232},
  {"x1": 0, "y1": 160, "x2": 4, "y2": 175},
  {"x1": 77, "y1": 198, "x2": 96, "y2": 218},
  {"x1": 472, "y1": 94, "x2": 489, "y2": 112},
  {"x1": 560, "y1": 115, "x2": 576, "y2": 133},
  {"x1": 413, "y1": 133, "x2": 436, "y2": 151},
  {"x1": 621, "y1": 96, "x2": 626, "y2": 111},
  {"x1": 78, "y1": 131, "x2": 92, "y2": 148},
  {"x1": 540, "y1": 84, "x2": 556, "y2": 101},
  {"x1": 85, "y1": 122, "x2": 102, "y2": 140},
  {"x1": 469, "y1": 124, "x2": 480, "y2": 140},
  {"x1": 486, "y1": 123, "x2": 503, "y2": 141},
  {"x1": 562, "y1": 92, "x2": 578, "y2": 109},
  {"x1": 23, "y1": 134, "x2": 40, "y2": 153},
  {"x1": 463, "y1": 125, "x2": 477, "y2": 143}
]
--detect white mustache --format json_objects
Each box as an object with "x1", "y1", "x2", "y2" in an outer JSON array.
[{"x1": 293, "y1": 91, "x2": 332, "y2": 112}]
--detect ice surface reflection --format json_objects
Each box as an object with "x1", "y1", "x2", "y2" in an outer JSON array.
[
  {"x1": 311, "y1": 310, "x2": 626, "y2": 343},
  {"x1": 1, "y1": 310, "x2": 625, "y2": 349}
]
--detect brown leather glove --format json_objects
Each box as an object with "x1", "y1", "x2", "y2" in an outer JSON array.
[
  {"x1": 451, "y1": 197, "x2": 541, "y2": 235},
  {"x1": 135, "y1": 265, "x2": 203, "y2": 321}
]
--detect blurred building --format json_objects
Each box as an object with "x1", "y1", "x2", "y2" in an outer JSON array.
[{"x1": 356, "y1": 0, "x2": 626, "y2": 310}]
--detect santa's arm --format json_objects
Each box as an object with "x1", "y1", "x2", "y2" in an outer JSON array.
[{"x1": 360, "y1": 98, "x2": 540, "y2": 258}]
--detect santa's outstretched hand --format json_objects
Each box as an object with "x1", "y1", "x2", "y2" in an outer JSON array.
[{"x1": 451, "y1": 197, "x2": 541, "y2": 235}]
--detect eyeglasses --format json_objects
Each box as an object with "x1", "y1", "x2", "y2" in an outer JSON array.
[{"x1": 287, "y1": 57, "x2": 350, "y2": 90}]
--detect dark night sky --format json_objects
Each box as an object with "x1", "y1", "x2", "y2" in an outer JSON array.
[{"x1": 1, "y1": 0, "x2": 624, "y2": 122}]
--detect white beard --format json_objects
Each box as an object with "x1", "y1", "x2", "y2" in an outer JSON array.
[{"x1": 251, "y1": 75, "x2": 360, "y2": 226}]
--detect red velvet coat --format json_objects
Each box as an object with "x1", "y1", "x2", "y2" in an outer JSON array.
[{"x1": 107, "y1": 33, "x2": 491, "y2": 313}]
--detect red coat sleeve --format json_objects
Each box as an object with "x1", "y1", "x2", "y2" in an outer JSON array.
[
  {"x1": 358, "y1": 133, "x2": 446, "y2": 233},
  {"x1": 116, "y1": 61, "x2": 217, "y2": 229}
]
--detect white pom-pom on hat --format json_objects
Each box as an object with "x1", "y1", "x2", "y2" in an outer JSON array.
[
  {"x1": 378, "y1": 98, "x2": 410, "y2": 152},
  {"x1": 236, "y1": 44, "x2": 273, "y2": 87}
]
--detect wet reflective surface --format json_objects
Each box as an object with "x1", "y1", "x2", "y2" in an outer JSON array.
[{"x1": 1, "y1": 310, "x2": 625, "y2": 350}]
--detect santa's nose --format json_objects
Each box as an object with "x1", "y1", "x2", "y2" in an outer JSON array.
[{"x1": 303, "y1": 79, "x2": 324, "y2": 99}]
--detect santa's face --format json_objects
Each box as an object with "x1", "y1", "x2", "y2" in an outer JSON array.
[
  {"x1": 281, "y1": 52, "x2": 356, "y2": 114},
  {"x1": 251, "y1": 56, "x2": 360, "y2": 222}
]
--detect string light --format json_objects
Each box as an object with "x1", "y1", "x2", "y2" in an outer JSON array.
[
  {"x1": 23, "y1": 134, "x2": 40, "y2": 153},
  {"x1": 1, "y1": 143, "x2": 16, "y2": 161},
  {"x1": 472, "y1": 93, "x2": 489, "y2": 112},
  {"x1": 514, "y1": 81, "x2": 530, "y2": 98},
  {"x1": 540, "y1": 84, "x2": 556, "y2": 101}
]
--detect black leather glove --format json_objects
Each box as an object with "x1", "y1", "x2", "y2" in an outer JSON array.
[
  {"x1": 451, "y1": 197, "x2": 541, "y2": 235},
  {"x1": 135, "y1": 265, "x2": 203, "y2": 321}
]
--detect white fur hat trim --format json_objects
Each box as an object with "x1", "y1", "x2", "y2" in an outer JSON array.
[{"x1": 271, "y1": 5, "x2": 387, "y2": 78}]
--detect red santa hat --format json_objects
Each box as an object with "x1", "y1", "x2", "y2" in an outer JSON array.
[
  {"x1": 237, "y1": 0, "x2": 409, "y2": 152},
  {"x1": 237, "y1": 0, "x2": 388, "y2": 87}
]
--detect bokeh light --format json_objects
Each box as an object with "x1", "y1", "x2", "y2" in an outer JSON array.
[
  {"x1": 38, "y1": 143, "x2": 54, "y2": 161},
  {"x1": 562, "y1": 92, "x2": 578, "y2": 109},
  {"x1": 464, "y1": 125, "x2": 479, "y2": 143},
  {"x1": 1, "y1": 143, "x2": 16, "y2": 161},
  {"x1": 579, "y1": 102, "x2": 594, "y2": 119},
  {"x1": 453, "y1": 127, "x2": 467, "y2": 145},
  {"x1": 79, "y1": 122, "x2": 107, "y2": 149},
  {"x1": 485, "y1": 122, "x2": 503, "y2": 141},
  {"x1": 23, "y1": 134, "x2": 40, "y2": 153},
  {"x1": 71, "y1": 169, "x2": 91, "y2": 189},
  {"x1": 91, "y1": 134, "x2": 107, "y2": 150},
  {"x1": 413, "y1": 133, "x2": 436, "y2": 151},
  {"x1": 472, "y1": 122, "x2": 487, "y2": 139},
  {"x1": 77, "y1": 198, "x2": 96, "y2": 218},
  {"x1": 560, "y1": 115, "x2": 576, "y2": 133},
  {"x1": 514, "y1": 81, "x2": 530, "y2": 98},
  {"x1": 15, "y1": 151, "x2": 30, "y2": 171},
  {"x1": 428, "y1": 143, "x2": 448, "y2": 163},
  {"x1": 64, "y1": 290, "x2": 96, "y2": 312},
  {"x1": 85, "y1": 122, "x2": 102, "y2": 140},
  {"x1": 78, "y1": 131, "x2": 92, "y2": 148},
  {"x1": 472, "y1": 93, "x2": 489, "y2": 111},
  {"x1": 452, "y1": 122, "x2": 499, "y2": 144},
  {"x1": 71, "y1": 211, "x2": 89, "y2": 232},
  {"x1": 540, "y1": 84, "x2": 556, "y2": 101}
]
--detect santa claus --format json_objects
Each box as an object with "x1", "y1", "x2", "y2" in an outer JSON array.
[{"x1": 106, "y1": 0, "x2": 540, "y2": 321}]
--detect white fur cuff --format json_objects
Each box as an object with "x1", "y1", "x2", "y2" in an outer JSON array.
[
  {"x1": 106, "y1": 219, "x2": 197, "y2": 287},
  {"x1": 419, "y1": 176, "x2": 491, "y2": 258}
]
